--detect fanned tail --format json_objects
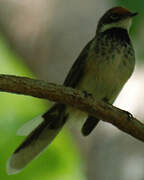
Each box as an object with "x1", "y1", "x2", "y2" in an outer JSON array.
[{"x1": 7, "y1": 104, "x2": 67, "y2": 174}]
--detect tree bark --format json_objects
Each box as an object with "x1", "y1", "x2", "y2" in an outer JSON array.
[{"x1": 0, "y1": 74, "x2": 143, "y2": 142}]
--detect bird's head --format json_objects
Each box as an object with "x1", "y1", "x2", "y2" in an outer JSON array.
[{"x1": 97, "y1": 7, "x2": 138, "y2": 34}]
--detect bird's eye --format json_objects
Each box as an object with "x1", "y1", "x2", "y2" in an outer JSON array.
[{"x1": 110, "y1": 14, "x2": 119, "y2": 20}]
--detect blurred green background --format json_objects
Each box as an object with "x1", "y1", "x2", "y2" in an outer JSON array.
[
  {"x1": 0, "y1": 35, "x2": 85, "y2": 180},
  {"x1": 0, "y1": 0, "x2": 144, "y2": 180}
]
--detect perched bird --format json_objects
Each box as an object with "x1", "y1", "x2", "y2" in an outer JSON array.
[{"x1": 7, "y1": 6, "x2": 137, "y2": 174}]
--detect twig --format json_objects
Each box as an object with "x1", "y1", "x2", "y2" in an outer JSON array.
[{"x1": 0, "y1": 74, "x2": 144, "y2": 142}]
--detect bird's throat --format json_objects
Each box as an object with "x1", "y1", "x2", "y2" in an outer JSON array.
[{"x1": 100, "y1": 27, "x2": 131, "y2": 44}]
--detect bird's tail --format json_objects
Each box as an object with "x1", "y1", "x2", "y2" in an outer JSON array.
[{"x1": 7, "y1": 103, "x2": 67, "y2": 175}]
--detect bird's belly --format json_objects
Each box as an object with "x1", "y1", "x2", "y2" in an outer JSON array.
[
  {"x1": 66, "y1": 68, "x2": 122, "y2": 126},
  {"x1": 77, "y1": 71, "x2": 120, "y2": 103},
  {"x1": 77, "y1": 59, "x2": 133, "y2": 103},
  {"x1": 67, "y1": 52, "x2": 134, "y2": 124},
  {"x1": 66, "y1": 73, "x2": 121, "y2": 126}
]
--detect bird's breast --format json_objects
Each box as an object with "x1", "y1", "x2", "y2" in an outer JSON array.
[{"x1": 77, "y1": 40, "x2": 135, "y2": 103}]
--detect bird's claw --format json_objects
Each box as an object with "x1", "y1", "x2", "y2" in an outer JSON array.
[
  {"x1": 82, "y1": 90, "x2": 92, "y2": 98},
  {"x1": 123, "y1": 110, "x2": 133, "y2": 120}
]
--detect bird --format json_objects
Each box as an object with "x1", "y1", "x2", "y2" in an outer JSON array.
[{"x1": 7, "y1": 6, "x2": 137, "y2": 174}]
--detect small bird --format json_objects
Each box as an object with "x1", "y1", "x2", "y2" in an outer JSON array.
[{"x1": 7, "y1": 6, "x2": 137, "y2": 174}]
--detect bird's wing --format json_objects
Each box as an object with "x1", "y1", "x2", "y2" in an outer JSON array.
[
  {"x1": 64, "y1": 39, "x2": 93, "y2": 88},
  {"x1": 64, "y1": 38, "x2": 101, "y2": 136},
  {"x1": 17, "y1": 39, "x2": 93, "y2": 137}
]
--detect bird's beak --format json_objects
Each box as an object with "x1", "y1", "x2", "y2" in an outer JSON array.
[{"x1": 129, "y1": 12, "x2": 138, "y2": 17}]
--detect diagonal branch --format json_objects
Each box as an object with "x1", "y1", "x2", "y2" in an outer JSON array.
[{"x1": 0, "y1": 74, "x2": 144, "y2": 142}]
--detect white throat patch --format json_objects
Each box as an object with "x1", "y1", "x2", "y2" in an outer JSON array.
[{"x1": 100, "y1": 18, "x2": 132, "y2": 33}]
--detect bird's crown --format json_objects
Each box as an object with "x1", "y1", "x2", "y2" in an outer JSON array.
[{"x1": 108, "y1": 7, "x2": 132, "y2": 15}]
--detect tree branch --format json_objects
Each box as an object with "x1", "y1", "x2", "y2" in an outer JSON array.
[{"x1": 0, "y1": 74, "x2": 144, "y2": 142}]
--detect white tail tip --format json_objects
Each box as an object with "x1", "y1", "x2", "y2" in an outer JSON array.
[{"x1": 7, "y1": 155, "x2": 23, "y2": 175}]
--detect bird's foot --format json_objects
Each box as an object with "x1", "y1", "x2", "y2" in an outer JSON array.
[
  {"x1": 82, "y1": 90, "x2": 92, "y2": 98},
  {"x1": 123, "y1": 110, "x2": 133, "y2": 121}
]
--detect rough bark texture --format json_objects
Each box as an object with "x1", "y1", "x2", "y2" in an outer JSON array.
[{"x1": 0, "y1": 74, "x2": 144, "y2": 142}]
